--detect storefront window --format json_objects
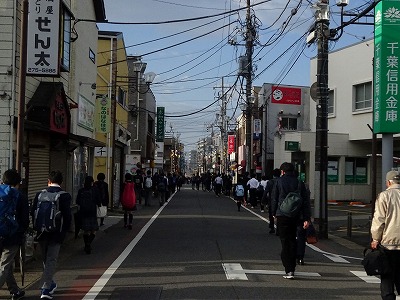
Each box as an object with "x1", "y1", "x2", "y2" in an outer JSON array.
[
  {"x1": 328, "y1": 158, "x2": 339, "y2": 182},
  {"x1": 345, "y1": 157, "x2": 368, "y2": 184}
]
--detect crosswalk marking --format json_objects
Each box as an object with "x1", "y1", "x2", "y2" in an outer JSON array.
[
  {"x1": 222, "y1": 263, "x2": 321, "y2": 280},
  {"x1": 350, "y1": 271, "x2": 380, "y2": 284}
]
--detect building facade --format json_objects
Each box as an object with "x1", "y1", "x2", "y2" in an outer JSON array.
[
  {"x1": 96, "y1": 31, "x2": 131, "y2": 206},
  {"x1": 0, "y1": 0, "x2": 107, "y2": 202},
  {"x1": 274, "y1": 39, "x2": 400, "y2": 202}
]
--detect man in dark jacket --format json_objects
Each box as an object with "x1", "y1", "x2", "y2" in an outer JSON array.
[
  {"x1": 32, "y1": 170, "x2": 72, "y2": 299},
  {"x1": 0, "y1": 169, "x2": 29, "y2": 300},
  {"x1": 271, "y1": 162, "x2": 311, "y2": 279}
]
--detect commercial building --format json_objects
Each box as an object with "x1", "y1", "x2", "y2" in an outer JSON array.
[
  {"x1": 273, "y1": 39, "x2": 399, "y2": 202},
  {"x1": 0, "y1": 0, "x2": 107, "y2": 201}
]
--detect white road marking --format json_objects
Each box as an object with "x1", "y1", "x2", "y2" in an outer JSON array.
[
  {"x1": 350, "y1": 271, "x2": 380, "y2": 284},
  {"x1": 223, "y1": 263, "x2": 248, "y2": 280},
  {"x1": 222, "y1": 263, "x2": 321, "y2": 280},
  {"x1": 82, "y1": 193, "x2": 175, "y2": 300},
  {"x1": 323, "y1": 254, "x2": 350, "y2": 263}
]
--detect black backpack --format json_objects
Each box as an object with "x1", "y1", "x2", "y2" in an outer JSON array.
[{"x1": 279, "y1": 180, "x2": 303, "y2": 218}]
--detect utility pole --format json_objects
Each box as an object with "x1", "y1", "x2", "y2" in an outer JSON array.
[
  {"x1": 314, "y1": 0, "x2": 329, "y2": 239},
  {"x1": 16, "y1": 0, "x2": 29, "y2": 174},
  {"x1": 245, "y1": 0, "x2": 254, "y2": 174},
  {"x1": 220, "y1": 77, "x2": 227, "y2": 174}
]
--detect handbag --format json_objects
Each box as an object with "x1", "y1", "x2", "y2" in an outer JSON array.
[
  {"x1": 361, "y1": 246, "x2": 391, "y2": 276},
  {"x1": 306, "y1": 222, "x2": 318, "y2": 244},
  {"x1": 97, "y1": 205, "x2": 107, "y2": 218}
]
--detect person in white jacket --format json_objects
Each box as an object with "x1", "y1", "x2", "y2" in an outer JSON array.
[{"x1": 370, "y1": 170, "x2": 400, "y2": 300}]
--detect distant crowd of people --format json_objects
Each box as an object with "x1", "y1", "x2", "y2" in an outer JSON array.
[{"x1": 1, "y1": 162, "x2": 399, "y2": 299}]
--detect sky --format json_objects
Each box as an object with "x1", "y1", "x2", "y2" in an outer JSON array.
[{"x1": 98, "y1": 0, "x2": 375, "y2": 152}]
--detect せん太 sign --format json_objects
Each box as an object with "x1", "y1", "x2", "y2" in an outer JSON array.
[
  {"x1": 271, "y1": 86, "x2": 301, "y2": 105},
  {"x1": 27, "y1": 0, "x2": 60, "y2": 76},
  {"x1": 374, "y1": 0, "x2": 400, "y2": 134}
]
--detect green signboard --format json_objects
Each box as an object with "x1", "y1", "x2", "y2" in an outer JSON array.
[
  {"x1": 285, "y1": 141, "x2": 300, "y2": 151},
  {"x1": 95, "y1": 95, "x2": 111, "y2": 133},
  {"x1": 374, "y1": 0, "x2": 400, "y2": 134},
  {"x1": 156, "y1": 107, "x2": 165, "y2": 142}
]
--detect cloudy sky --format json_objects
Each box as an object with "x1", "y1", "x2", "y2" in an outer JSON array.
[{"x1": 98, "y1": 0, "x2": 374, "y2": 151}]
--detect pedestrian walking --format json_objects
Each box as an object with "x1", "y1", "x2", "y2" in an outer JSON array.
[
  {"x1": 234, "y1": 180, "x2": 245, "y2": 211},
  {"x1": 263, "y1": 168, "x2": 281, "y2": 234},
  {"x1": 76, "y1": 176, "x2": 101, "y2": 254},
  {"x1": 157, "y1": 173, "x2": 168, "y2": 206},
  {"x1": 93, "y1": 172, "x2": 109, "y2": 226},
  {"x1": 258, "y1": 175, "x2": 268, "y2": 212},
  {"x1": 121, "y1": 173, "x2": 137, "y2": 230},
  {"x1": 247, "y1": 173, "x2": 259, "y2": 208},
  {"x1": 0, "y1": 169, "x2": 29, "y2": 300},
  {"x1": 271, "y1": 162, "x2": 311, "y2": 279},
  {"x1": 133, "y1": 169, "x2": 143, "y2": 205},
  {"x1": 32, "y1": 170, "x2": 72, "y2": 299},
  {"x1": 370, "y1": 170, "x2": 400, "y2": 300},
  {"x1": 144, "y1": 170, "x2": 153, "y2": 206},
  {"x1": 214, "y1": 174, "x2": 223, "y2": 197}
]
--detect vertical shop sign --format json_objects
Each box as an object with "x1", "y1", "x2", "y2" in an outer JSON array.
[
  {"x1": 227, "y1": 135, "x2": 235, "y2": 154},
  {"x1": 156, "y1": 107, "x2": 165, "y2": 142},
  {"x1": 374, "y1": 0, "x2": 400, "y2": 133},
  {"x1": 27, "y1": 0, "x2": 60, "y2": 76},
  {"x1": 95, "y1": 96, "x2": 111, "y2": 133}
]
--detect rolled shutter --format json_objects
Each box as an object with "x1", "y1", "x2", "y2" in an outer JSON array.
[{"x1": 28, "y1": 147, "x2": 50, "y2": 200}]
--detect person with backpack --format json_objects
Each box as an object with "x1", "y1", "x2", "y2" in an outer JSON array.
[
  {"x1": 121, "y1": 173, "x2": 136, "y2": 230},
  {"x1": 76, "y1": 176, "x2": 101, "y2": 254},
  {"x1": 271, "y1": 162, "x2": 311, "y2": 280},
  {"x1": 234, "y1": 180, "x2": 245, "y2": 212},
  {"x1": 32, "y1": 170, "x2": 72, "y2": 299},
  {"x1": 94, "y1": 173, "x2": 109, "y2": 226},
  {"x1": 144, "y1": 170, "x2": 153, "y2": 206},
  {"x1": 0, "y1": 169, "x2": 29, "y2": 300}
]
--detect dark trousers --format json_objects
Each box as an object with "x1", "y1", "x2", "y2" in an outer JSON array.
[
  {"x1": 277, "y1": 216, "x2": 297, "y2": 274},
  {"x1": 296, "y1": 225, "x2": 307, "y2": 259},
  {"x1": 381, "y1": 250, "x2": 400, "y2": 300},
  {"x1": 249, "y1": 188, "x2": 257, "y2": 207},
  {"x1": 215, "y1": 184, "x2": 222, "y2": 195}
]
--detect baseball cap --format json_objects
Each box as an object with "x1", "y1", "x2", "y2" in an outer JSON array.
[{"x1": 386, "y1": 170, "x2": 400, "y2": 181}]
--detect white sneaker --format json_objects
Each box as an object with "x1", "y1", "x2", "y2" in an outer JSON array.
[
  {"x1": 283, "y1": 272, "x2": 294, "y2": 279},
  {"x1": 261, "y1": 210, "x2": 265, "y2": 213}
]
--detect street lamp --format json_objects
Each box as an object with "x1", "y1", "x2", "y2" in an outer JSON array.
[{"x1": 129, "y1": 58, "x2": 156, "y2": 143}]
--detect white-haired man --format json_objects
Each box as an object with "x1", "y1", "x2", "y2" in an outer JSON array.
[{"x1": 371, "y1": 170, "x2": 400, "y2": 300}]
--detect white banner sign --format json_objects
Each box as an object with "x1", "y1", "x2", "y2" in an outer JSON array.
[{"x1": 27, "y1": 0, "x2": 60, "y2": 76}]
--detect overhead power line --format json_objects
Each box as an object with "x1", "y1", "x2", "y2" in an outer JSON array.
[
  {"x1": 97, "y1": 21, "x2": 235, "y2": 67},
  {"x1": 76, "y1": 0, "x2": 272, "y2": 25}
]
